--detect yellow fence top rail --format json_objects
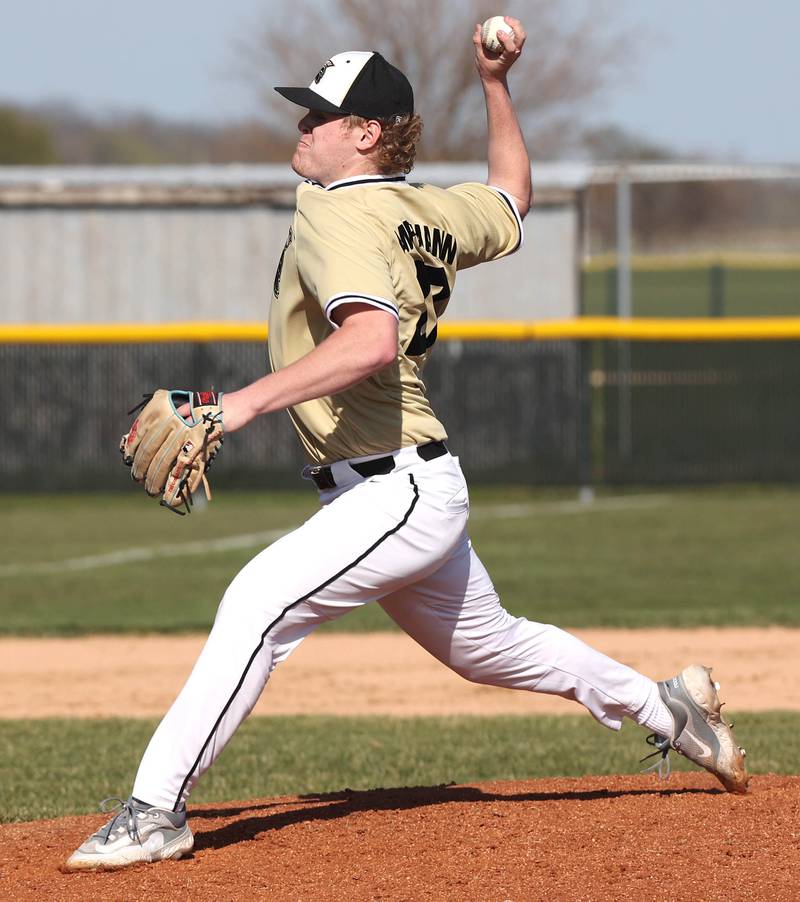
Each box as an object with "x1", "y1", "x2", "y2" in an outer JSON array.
[
  {"x1": 443, "y1": 318, "x2": 800, "y2": 340},
  {"x1": 5, "y1": 318, "x2": 800, "y2": 343},
  {"x1": 0, "y1": 321, "x2": 268, "y2": 344}
]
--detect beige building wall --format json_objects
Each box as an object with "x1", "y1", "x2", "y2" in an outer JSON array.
[{"x1": 0, "y1": 165, "x2": 580, "y2": 323}]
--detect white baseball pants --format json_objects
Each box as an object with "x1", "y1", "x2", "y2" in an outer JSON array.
[{"x1": 133, "y1": 449, "x2": 659, "y2": 811}]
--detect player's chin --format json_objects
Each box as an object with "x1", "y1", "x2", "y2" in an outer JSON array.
[{"x1": 290, "y1": 149, "x2": 310, "y2": 178}]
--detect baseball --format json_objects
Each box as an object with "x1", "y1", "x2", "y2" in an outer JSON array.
[{"x1": 481, "y1": 15, "x2": 514, "y2": 54}]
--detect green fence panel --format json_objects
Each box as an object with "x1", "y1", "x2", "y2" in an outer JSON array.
[
  {"x1": 596, "y1": 340, "x2": 800, "y2": 483},
  {"x1": 2, "y1": 339, "x2": 798, "y2": 490}
]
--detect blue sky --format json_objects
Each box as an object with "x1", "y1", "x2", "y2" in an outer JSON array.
[{"x1": 1, "y1": 0, "x2": 797, "y2": 162}]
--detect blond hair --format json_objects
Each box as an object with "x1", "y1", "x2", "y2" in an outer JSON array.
[{"x1": 345, "y1": 113, "x2": 423, "y2": 175}]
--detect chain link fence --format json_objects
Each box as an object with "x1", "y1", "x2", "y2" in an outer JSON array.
[{"x1": 2, "y1": 338, "x2": 797, "y2": 491}]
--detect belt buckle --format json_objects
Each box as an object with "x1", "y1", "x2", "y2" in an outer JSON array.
[{"x1": 310, "y1": 464, "x2": 336, "y2": 490}]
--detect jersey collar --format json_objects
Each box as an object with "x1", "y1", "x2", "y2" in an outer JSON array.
[{"x1": 324, "y1": 173, "x2": 407, "y2": 191}]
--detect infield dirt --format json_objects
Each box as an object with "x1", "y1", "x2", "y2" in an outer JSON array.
[
  {"x1": 1, "y1": 627, "x2": 797, "y2": 718},
  {"x1": 2, "y1": 630, "x2": 798, "y2": 899},
  {"x1": 1, "y1": 774, "x2": 797, "y2": 901}
]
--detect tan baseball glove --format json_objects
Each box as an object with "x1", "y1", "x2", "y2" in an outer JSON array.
[{"x1": 120, "y1": 389, "x2": 224, "y2": 514}]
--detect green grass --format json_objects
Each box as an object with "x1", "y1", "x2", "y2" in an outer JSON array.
[
  {"x1": 0, "y1": 491, "x2": 318, "y2": 634},
  {"x1": 582, "y1": 267, "x2": 800, "y2": 317},
  {"x1": 0, "y1": 712, "x2": 795, "y2": 823},
  {"x1": 1, "y1": 486, "x2": 798, "y2": 633}
]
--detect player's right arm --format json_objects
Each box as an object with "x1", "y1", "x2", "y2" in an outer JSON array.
[
  {"x1": 220, "y1": 191, "x2": 400, "y2": 434},
  {"x1": 220, "y1": 304, "x2": 397, "y2": 432},
  {"x1": 473, "y1": 17, "x2": 532, "y2": 218}
]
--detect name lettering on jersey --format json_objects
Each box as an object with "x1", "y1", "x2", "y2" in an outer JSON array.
[{"x1": 395, "y1": 221, "x2": 457, "y2": 265}]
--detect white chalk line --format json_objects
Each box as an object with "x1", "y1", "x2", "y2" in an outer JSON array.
[
  {"x1": 470, "y1": 493, "x2": 668, "y2": 520},
  {"x1": 0, "y1": 494, "x2": 667, "y2": 579},
  {"x1": 0, "y1": 529, "x2": 289, "y2": 578}
]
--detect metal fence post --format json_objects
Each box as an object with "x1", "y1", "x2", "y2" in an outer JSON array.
[
  {"x1": 616, "y1": 173, "x2": 633, "y2": 318},
  {"x1": 578, "y1": 338, "x2": 595, "y2": 503},
  {"x1": 606, "y1": 266, "x2": 618, "y2": 316},
  {"x1": 616, "y1": 171, "x2": 633, "y2": 464},
  {"x1": 710, "y1": 264, "x2": 726, "y2": 317}
]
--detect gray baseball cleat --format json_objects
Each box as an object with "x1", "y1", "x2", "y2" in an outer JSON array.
[
  {"x1": 64, "y1": 797, "x2": 194, "y2": 871},
  {"x1": 641, "y1": 664, "x2": 749, "y2": 794}
]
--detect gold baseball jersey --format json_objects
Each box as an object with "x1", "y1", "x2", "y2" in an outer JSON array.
[{"x1": 269, "y1": 173, "x2": 523, "y2": 464}]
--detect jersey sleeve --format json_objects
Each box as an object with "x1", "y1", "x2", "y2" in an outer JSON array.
[
  {"x1": 445, "y1": 182, "x2": 524, "y2": 270},
  {"x1": 294, "y1": 190, "x2": 399, "y2": 326}
]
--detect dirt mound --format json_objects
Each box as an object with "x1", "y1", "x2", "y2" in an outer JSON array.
[{"x1": 2, "y1": 775, "x2": 797, "y2": 901}]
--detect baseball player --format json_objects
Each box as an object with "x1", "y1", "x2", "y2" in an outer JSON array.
[{"x1": 66, "y1": 19, "x2": 747, "y2": 871}]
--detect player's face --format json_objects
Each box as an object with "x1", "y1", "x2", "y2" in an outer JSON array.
[{"x1": 292, "y1": 110, "x2": 355, "y2": 185}]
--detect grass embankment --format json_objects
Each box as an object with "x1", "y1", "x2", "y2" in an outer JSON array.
[{"x1": 582, "y1": 267, "x2": 800, "y2": 318}]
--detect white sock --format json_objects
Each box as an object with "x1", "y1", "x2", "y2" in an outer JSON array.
[{"x1": 632, "y1": 681, "x2": 674, "y2": 737}]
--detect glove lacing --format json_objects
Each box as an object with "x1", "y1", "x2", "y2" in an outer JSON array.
[
  {"x1": 126, "y1": 394, "x2": 153, "y2": 417},
  {"x1": 162, "y1": 406, "x2": 224, "y2": 516}
]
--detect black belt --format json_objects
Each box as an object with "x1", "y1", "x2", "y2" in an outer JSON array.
[{"x1": 308, "y1": 440, "x2": 448, "y2": 490}]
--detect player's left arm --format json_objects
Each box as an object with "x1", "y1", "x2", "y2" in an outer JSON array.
[
  {"x1": 219, "y1": 304, "x2": 397, "y2": 432},
  {"x1": 473, "y1": 16, "x2": 532, "y2": 218}
]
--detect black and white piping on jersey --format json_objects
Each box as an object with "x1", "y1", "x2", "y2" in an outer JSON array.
[
  {"x1": 172, "y1": 474, "x2": 420, "y2": 811},
  {"x1": 325, "y1": 174, "x2": 407, "y2": 191},
  {"x1": 488, "y1": 185, "x2": 525, "y2": 253},
  {"x1": 325, "y1": 292, "x2": 399, "y2": 328}
]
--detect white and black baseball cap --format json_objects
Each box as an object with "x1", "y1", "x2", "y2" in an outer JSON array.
[{"x1": 275, "y1": 51, "x2": 414, "y2": 119}]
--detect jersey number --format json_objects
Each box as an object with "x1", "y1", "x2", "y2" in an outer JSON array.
[{"x1": 406, "y1": 261, "x2": 451, "y2": 357}]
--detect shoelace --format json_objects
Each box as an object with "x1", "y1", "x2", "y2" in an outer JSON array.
[
  {"x1": 98, "y1": 797, "x2": 143, "y2": 846},
  {"x1": 640, "y1": 733, "x2": 673, "y2": 780}
]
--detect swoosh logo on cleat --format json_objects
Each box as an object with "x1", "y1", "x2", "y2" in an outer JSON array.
[{"x1": 683, "y1": 731, "x2": 713, "y2": 762}]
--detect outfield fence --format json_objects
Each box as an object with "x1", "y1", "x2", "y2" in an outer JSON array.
[{"x1": 2, "y1": 318, "x2": 799, "y2": 490}]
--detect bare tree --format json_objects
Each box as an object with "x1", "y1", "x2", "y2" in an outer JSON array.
[{"x1": 232, "y1": 0, "x2": 638, "y2": 160}]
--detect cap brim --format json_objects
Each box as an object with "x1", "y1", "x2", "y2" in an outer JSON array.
[{"x1": 274, "y1": 87, "x2": 345, "y2": 115}]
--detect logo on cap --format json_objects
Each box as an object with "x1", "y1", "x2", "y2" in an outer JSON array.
[{"x1": 314, "y1": 60, "x2": 334, "y2": 84}]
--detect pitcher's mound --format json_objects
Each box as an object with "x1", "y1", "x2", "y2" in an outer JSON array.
[{"x1": 2, "y1": 774, "x2": 797, "y2": 901}]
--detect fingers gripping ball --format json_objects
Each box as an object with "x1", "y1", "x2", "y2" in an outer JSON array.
[
  {"x1": 481, "y1": 15, "x2": 515, "y2": 54},
  {"x1": 120, "y1": 389, "x2": 224, "y2": 514}
]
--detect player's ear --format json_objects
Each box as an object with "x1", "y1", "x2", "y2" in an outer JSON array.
[{"x1": 357, "y1": 119, "x2": 383, "y2": 152}]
